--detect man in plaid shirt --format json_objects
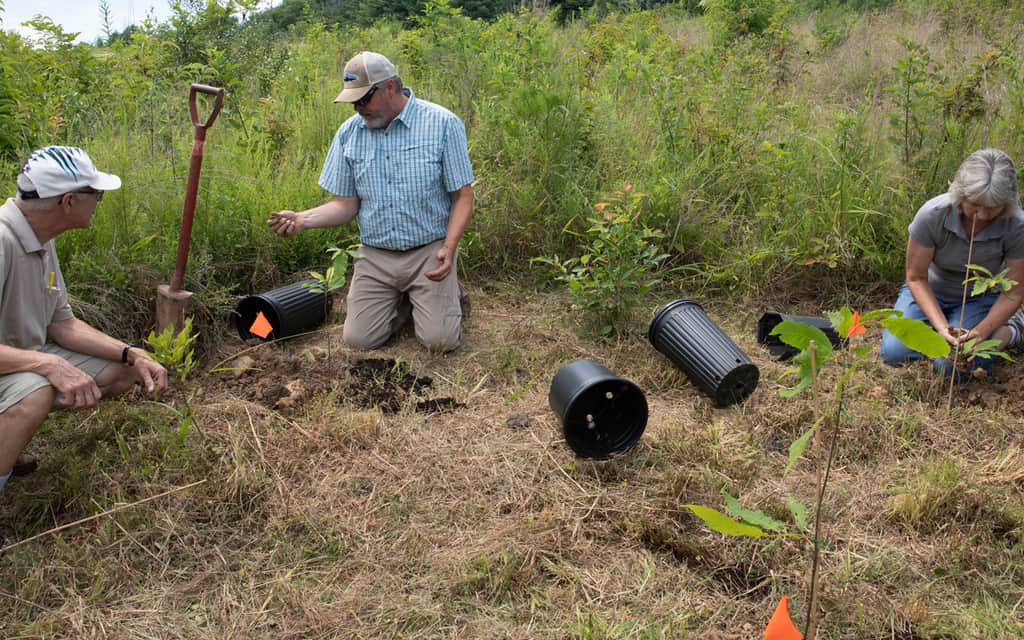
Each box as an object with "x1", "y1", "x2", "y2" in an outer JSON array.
[{"x1": 269, "y1": 51, "x2": 473, "y2": 353}]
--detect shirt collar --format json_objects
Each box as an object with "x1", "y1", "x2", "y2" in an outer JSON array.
[
  {"x1": 942, "y1": 200, "x2": 1011, "y2": 242},
  {"x1": 0, "y1": 198, "x2": 44, "y2": 254},
  {"x1": 392, "y1": 88, "x2": 417, "y2": 127}
]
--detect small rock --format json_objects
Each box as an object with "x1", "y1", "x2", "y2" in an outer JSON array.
[
  {"x1": 228, "y1": 355, "x2": 257, "y2": 378},
  {"x1": 300, "y1": 346, "x2": 327, "y2": 364},
  {"x1": 505, "y1": 412, "x2": 530, "y2": 429},
  {"x1": 275, "y1": 379, "x2": 308, "y2": 409}
]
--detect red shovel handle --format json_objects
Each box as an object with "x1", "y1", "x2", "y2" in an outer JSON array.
[
  {"x1": 189, "y1": 84, "x2": 225, "y2": 129},
  {"x1": 169, "y1": 84, "x2": 225, "y2": 293}
]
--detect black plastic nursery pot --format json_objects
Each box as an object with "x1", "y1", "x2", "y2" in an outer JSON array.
[
  {"x1": 756, "y1": 312, "x2": 843, "y2": 361},
  {"x1": 234, "y1": 279, "x2": 329, "y2": 341},
  {"x1": 648, "y1": 299, "x2": 760, "y2": 408},
  {"x1": 548, "y1": 359, "x2": 648, "y2": 459}
]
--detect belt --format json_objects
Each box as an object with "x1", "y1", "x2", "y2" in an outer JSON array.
[{"x1": 364, "y1": 238, "x2": 443, "y2": 253}]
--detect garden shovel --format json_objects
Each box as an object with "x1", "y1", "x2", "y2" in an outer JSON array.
[{"x1": 156, "y1": 83, "x2": 225, "y2": 334}]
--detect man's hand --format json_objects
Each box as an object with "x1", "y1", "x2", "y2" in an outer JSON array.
[
  {"x1": 131, "y1": 353, "x2": 169, "y2": 396},
  {"x1": 425, "y1": 245, "x2": 454, "y2": 281},
  {"x1": 268, "y1": 211, "x2": 303, "y2": 237},
  {"x1": 44, "y1": 355, "x2": 102, "y2": 409}
]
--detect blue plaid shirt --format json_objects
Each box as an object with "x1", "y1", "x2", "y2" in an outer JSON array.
[{"x1": 319, "y1": 89, "x2": 474, "y2": 251}]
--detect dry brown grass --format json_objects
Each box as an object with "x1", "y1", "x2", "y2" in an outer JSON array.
[{"x1": 2, "y1": 285, "x2": 1023, "y2": 638}]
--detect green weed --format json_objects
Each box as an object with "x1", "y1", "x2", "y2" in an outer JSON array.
[
  {"x1": 145, "y1": 316, "x2": 199, "y2": 383},
  {"x1": 533, "y1": 184, "x2": 669, "y2": 337}
]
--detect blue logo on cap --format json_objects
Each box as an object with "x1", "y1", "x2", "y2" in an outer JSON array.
[{"x1": 344, "y1": 73, "x2": 360, "y2": 82}]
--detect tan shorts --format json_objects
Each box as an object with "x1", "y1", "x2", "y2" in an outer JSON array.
[{"x1": 0, "y1": 344, "x2": 113, "y2": 413}]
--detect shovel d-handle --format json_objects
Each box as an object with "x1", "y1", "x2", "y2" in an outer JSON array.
[
  {"x1": 169, "y1": 84, "x2": 226, "y2": 293},
  {"x1": 189, "y1": 83, "x2": 225, "y2": 130}
]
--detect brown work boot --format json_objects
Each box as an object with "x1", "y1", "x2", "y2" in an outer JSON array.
[{"x1": 12, "y1": 452, "x2": 38, "y2": 476}]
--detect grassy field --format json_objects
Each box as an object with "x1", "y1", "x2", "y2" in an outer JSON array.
[
  {"x1": 2, "y1": 1, "x2": 1024, "y2": 637},
  {"x1": 2, "y1": 287, "x2": 1023, "y2": 639}
]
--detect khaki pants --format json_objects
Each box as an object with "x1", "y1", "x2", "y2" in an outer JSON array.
[{"x1": 342, "y1": 241, "x2": 462, "y2": 352}]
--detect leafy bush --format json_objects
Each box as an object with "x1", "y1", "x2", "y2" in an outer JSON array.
[
  {"x1": 700, "y1": 0, "x2": 787, "y2": 45},
  {"x1": 534, "y1": 184, "x2": 669, "y2": 337}
]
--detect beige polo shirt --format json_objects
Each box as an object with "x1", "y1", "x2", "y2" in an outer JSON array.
[{"x1": 0, "y1": 198, "x2": 74, "y2": 350}]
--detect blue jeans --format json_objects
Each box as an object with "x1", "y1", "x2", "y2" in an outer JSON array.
[{"x1": 880, "y1": 283, "x2": 999, "y2": 379}]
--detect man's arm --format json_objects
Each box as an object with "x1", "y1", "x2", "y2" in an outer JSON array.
[
  {"x1": 426, "y1": 184, "x2": 474, "y2": 281},
  {"x1": 0, "y1": 339, "x2": 103, "y2": 409},
  {"x1": 47, "y1": 317, "x2": 167, "y2": 397},
  {"x1": 267, "y1": 196, "x2": 360, "y2": 237}
]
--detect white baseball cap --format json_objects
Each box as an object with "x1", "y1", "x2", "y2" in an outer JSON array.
[
  {"x1": 334, "y1": 51, "x2": 398, "y2": 103},
  {"x1": 16, "y1": 146, "x2": 122, "y2": 199}
]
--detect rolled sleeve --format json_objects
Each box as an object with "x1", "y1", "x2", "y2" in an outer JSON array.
[
  {"x1": 319, "y1": 125, "x2": 358, "y2": 197},
  {"x1": 441, "y1": 117, "x2": 474, "y2": 192}
]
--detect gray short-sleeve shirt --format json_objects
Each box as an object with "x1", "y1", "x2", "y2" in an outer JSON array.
[
  {"x1": 0, "y1": 198, "x2": 74, "y2": 350},
  {"x1": 908, "y1": 193, "x2": 1024, "y2": 303}
]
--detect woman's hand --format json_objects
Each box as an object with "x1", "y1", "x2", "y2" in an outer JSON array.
[{"x1": 939, "y1": 325, "x2": 972, "y2": 347}]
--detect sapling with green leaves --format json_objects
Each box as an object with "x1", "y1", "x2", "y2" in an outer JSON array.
[
  {"x1": 684, "y1": 307, "x2": 947, "y2": 638},
  {"x1": 956, "y1": 263, "x2": 1017, "y2": 363},
  {"x1": 303, "y1": 244, "x2": 356, "y2": 364},
  {"x1": 533, "y1": 183, "x2": 670, "y2": 337},
  {"x1": 145, "y1": 316, "x2": 199, "y2": 384},
  {"x1": 304, "y1": 244, "x2": 355, "y2": 297}
]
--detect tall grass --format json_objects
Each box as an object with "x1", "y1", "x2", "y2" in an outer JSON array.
[{"x1": 3, "y1": 0, "x2": 1024, "y2": 340}]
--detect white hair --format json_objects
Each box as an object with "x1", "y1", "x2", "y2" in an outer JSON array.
[
  {"x1": 15, "y1": 195, "x2": 62, "y2": 212},
  {"x1": 949, "y1": 148, "x2": 1022, "y2": 216}
]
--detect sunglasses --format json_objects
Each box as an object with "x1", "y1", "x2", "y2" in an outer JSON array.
[
  {"x1": 353, "y1": 85, "x2": 379, "y2": 108},
  {"x1": 74, "y1": 188, "x2": 104, "y2": 201}
]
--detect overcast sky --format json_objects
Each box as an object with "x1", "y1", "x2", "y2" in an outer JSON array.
[
  {"x1": 2, "y1": 1, "x2": 276, "y2": 45},
  {"x1": 2, "y1": 1, "x2": 174, "y2": 44}
]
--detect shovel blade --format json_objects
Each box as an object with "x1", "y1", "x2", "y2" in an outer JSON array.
[{"x1": 156, "y1": 284, "x2": 194, "y2": 335}]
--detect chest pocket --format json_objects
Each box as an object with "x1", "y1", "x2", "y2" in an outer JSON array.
[
  {"x1": 343, "y1": 146, "x2": 376, "y2": 183},
  {"x1": 397, "y1": 141, "x2": 443, "y2": 186}
]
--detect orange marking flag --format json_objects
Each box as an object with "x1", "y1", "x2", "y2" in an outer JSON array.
[
  {"x1": 249, "y1": 311, "x2": 273, "y2": 339},
  {"x1": 847, "y1": 310, "x2": 867, "y2": 338},
  {"x1": 765, "y1": 596, "x2": 803, "y2": 640}
]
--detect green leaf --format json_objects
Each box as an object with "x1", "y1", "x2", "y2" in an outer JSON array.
[
  {"x1": 965, "y1": 263, "x2": 993, "y2": 278},
  {"x1": 879, "y1": 317, "x2": 950, "y2": 358},
  {"x1": 722, "y1": 491, "x2": 788, "y2": 533},
  {"x1": 828, "y1": 307, "x2": 852, "y2": 338},
  {"x1": 129, "y1": 234, "x2": 158, "y2": 253},
  {"x1": 862, "y1": 308, "x2": 898, "y2": 323},
  {"x1": 683, "y1": 505, "x2": 769, "y2": 537},
  {"x1": 778, "y1": 378, "x2": 811, "y2": 398},
  {"x1": 770, "y1": 320, "x2": 834, "y2": 363},
  {"x1": 771, "y1": 321, "x2": 833, "y2": 395},
  {"x1": 785, "y1": 416, "x2": 824, "y2": 477},
  {"x1": 787, "y1": 497, "x2": 809, "y2": 532}
]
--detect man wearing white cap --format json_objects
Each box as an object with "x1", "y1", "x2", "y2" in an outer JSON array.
[
  {"x1": 268, "y1": 51, "x2": 474, "y2": 353},
  {"x1": 0, "y1": 146, "x2": 168, "y2": 494}
]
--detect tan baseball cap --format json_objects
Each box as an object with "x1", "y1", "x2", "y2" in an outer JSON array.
[{"x1": 334, "y1": 51, "x2": 398, "y2": 103}]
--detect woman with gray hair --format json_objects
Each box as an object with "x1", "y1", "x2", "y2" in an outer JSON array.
[{"x1": 880, "y1": 148, "x2": 1024, "y2": 379}]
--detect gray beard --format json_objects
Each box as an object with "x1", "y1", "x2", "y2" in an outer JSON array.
[{"x1": 361, "y1": 114, "x2": 387, "y2": 129}]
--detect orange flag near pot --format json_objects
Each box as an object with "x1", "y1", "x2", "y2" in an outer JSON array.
[
  {"x1": 249, "y1": 311, "x2": 273, "y2": 339},
  {"x1": 765, "y1": 596, "x2": 803, "y2": 640}
]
